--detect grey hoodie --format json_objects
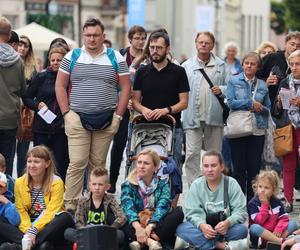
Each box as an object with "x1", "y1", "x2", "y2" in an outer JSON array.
[
  {"x1": 0, "y1": 42, "x2": 26, "y2": 129},
  {"x1": 0, "y1": 43, "x2": 20, "y2": 67}
]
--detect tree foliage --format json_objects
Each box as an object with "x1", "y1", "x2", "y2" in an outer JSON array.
[
  {"x1": 270, "y1": 1, "x2": 286, "y2": 35},
  {"x1": 284, "y1": 0, "x2": 300, "y2": 31}
]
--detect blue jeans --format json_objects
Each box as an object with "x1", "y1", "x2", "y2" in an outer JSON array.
[
  {"x1": 0, "y1": 129, "x2": 17, "y2": 175},
  {"x1": 249, "y1": 220, "x2": 299, "y2": 245},
  {"x1": 174, "y1": 127, "x2": 184, "y2": 171},
  {"x1": 221, "y1": 137, "x2": 232, "y2": 170},
  {"x1": 176, "y1": 222, "x2": 248, "y2": 250}
]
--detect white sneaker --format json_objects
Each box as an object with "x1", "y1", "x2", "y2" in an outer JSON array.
[
  {"x1": 129, "y1": 241, "x2": 141, "y2": 250},
  {"x1": 226, "y1": 238, "x2": 249, "y2": 250},
  {"x1": 174, "y1": 236, "x2": 190, "y2": 249}
]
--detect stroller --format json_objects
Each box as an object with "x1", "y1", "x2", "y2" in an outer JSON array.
[{"x1": 125, "y1": 114, "x2": 176, "y2": 177}]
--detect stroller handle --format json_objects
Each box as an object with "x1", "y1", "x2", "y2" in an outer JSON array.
[
  {"x1": 130, "y1": 155, "x2": 167, "y2": 161},
  {"x1": 132, "y1": 114, "x2": 176, "y2": 125}
]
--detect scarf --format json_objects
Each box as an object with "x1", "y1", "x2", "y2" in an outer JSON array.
[
  {"x1": 288, "y1": 75, "x2": 300, "y2": 128},
  {"x1": 137, "y1": 175, "x2": 158, "y2": 209}
]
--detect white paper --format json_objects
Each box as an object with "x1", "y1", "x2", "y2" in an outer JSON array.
[
  {"x1": 37, "y1": 106, "x2": 57, "y2": 124},
  {"x1": 279, "y1": 88, "x2": 295, "y2": 110}
]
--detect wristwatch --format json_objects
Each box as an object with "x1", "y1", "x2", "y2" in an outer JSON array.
[
  {"x1": 167, "y1": 106, "x2": 172, "y2": 114},
  {"x1": 114, "y1": 113, "x2": 123, "y2": 120}
]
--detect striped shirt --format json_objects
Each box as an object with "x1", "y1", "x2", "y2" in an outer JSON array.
[
  {"x1": 59, "y1": 46, "x2": 129, "y2": 114},
  {"x1": 27, "y1": 187, "x2": 46, "y2": 235}
]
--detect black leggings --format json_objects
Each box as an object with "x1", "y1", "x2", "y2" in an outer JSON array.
[
  {"x1": 0, "y1": 212, "x2": 74, "y2": 246},
  {"x1": 123, "y1": 207, "x2": 184, "y2": 245}
]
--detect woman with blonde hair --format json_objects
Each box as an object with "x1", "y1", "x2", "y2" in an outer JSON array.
[
  {"x1": 23, "y1": 45, "x2": 69, "y2": 181},
  {"x1": 15, "y1": 35, "x2": 38, "y2": 177},
  {"x1": 121, "y1": 149, "x2": 184, "y2": 250},
  {"x1": 256, "y1": 41, "x2": 278, "y2": 59},
  {"x1": 0, "y1": 145, "x2": 74, "y2": 249}
]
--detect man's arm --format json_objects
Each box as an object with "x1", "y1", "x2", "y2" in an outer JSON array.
[
  {"x1": 55, "y1": 71, "x2": 70, "y2": 115},
  {"x1": 132, "y1": 90, "x2": 153, "y2": 120},
  {"x1": 150, "y1": 92, "x2": 189, "y2": 120},
  {"x1": 115, "y1": 74, "x2": 131, "y2": 116}
]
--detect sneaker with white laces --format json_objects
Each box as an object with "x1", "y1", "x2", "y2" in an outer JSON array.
[{"x1": 174, "y1": 236, "x2": 190, "y2": 249}]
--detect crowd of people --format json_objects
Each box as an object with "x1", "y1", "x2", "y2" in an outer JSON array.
[{"x1": 1, "y1": 14, "x2": 300, "y2": 250}]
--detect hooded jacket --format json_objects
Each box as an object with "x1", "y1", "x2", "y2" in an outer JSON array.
[{"x1": 0, "y1": 43, "x2": 26, "y2": 129}]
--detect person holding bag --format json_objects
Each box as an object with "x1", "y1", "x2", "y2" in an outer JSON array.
[
  {"x1": 272, "y1": 50, "x2": 300, "y2": 213},
  {"x1": 226, "y1": 52, "x2": 271, "y2": 202}
]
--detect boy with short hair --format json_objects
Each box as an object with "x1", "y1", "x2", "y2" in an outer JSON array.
[
  {"x1": 0, "y1": 172, "x2": 20, "y2": 229},
  {"x1": 64, "y1": 168, "x2": 127, "y2": 246},
  {"x1": 0, "y1": 154, "x2": 14, "y2": 196}
]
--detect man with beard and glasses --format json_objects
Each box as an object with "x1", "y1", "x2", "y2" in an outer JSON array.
[{"x1": 132, "y1": 31, "x2": 190, "y2": 174}]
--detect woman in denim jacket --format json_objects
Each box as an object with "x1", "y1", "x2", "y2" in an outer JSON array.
[{"x1": 227, "y1": 52, "x2": 271, "y2": 202}]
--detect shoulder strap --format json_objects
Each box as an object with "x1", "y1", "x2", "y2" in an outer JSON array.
[
  {"x1": 69, "y1": 48, "x2": 82, "y2": 72},
  {"x1": 107, "y1": 48, "x2": 119, "y2": 73},
  {"x1": 223, "y1": 175, "x2": 229, "y2": 209},
  {"x1": 199, "y1": 68, "x2": 227, "y2": 110},
  {"x1": 252, "y1": 79, "x2": 259, "y2": 101}
]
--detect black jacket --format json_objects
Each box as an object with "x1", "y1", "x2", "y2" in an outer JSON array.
[
  {"x1": 257, "y1": 50, "x2": 290, "y2": 107},
  {"x1": 271, "y1": 77, "x2": 291, "y2": 128},
  {"x1": 23, "y1": 68, "x2": 64, "y2": 134}
]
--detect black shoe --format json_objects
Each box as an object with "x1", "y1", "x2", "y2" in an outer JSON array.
[
  {"x1": 39, "y1": 241, "x2": 54, "y2": 250},
  {"x1": 0, "y1": 243, "x2": 21, "y2": 250}
]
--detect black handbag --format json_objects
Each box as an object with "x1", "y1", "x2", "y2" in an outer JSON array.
[
  {"x1": 206, "y1": 176, "x2": 229, "y2": 228},
  {"x1": 79, "y1": 110, "x2": 114, "y2": 131},
  {"x1": 76, "y1": 225, "x2": 118, "y2": 250},
  {"x1": 199, "y1": 68, "x2": 229, "y2": 125}
]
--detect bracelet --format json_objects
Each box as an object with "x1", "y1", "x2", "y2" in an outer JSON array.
[
  {"x1": 167, "y1": 106, "x2": 172, "y2": 114},
  {"x1": 63, "y1": 110, "x2": 70, "y2": 117}
]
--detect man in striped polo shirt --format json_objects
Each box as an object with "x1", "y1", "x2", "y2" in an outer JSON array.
[{"x1": 55, "y1": 18, "x2": 131, "y2": 212}]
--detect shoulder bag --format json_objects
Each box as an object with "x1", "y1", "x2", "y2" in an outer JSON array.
[
  {"x1": 274, "y1": 123, "x2": 293, "y2": 157},
  {"x1": 224, "y1": 81, "x2": 258, "y2": 139}
]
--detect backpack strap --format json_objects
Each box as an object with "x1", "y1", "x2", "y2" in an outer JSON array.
[
  {"x1": 223, "y1": 175, "x2": 229, "y2": 210},
  {"x1": 69, "y1": 48, "x2": 82, "y2": 72},
  {"x1": 107, "y1": 48, "x2": 119, "y2": 73}
]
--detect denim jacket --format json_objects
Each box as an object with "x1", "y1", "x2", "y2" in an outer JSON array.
[
  {"x1": 181, "y1": 54, "x2": 227, "y2": 128},
  {"x1": 120, "y1": 178, "x2": 171, "y2": 225},
  {"x1": 227, "y1": 73, "x2": 271, "y2": 129}
]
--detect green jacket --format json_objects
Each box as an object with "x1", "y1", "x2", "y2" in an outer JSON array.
[
  {"x1": 185, "y1": 174, "x2": 247, "y2": 228},
  {"x1": 0, "y1": 43, "x2": 26, "y2": 129}
]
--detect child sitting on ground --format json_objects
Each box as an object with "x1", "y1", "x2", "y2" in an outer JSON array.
[
  {"x1": 0, "y1": 172, "x2": 20, "y2": 242},
  {"x1": 0, "y1": 154, "x2": 14, "y2": 196},
  {"x1": 64, "y1": 168, "x2": 127, "y2": 247},
  {"x1": 248, "y1": 170, "x2": 299, "y2": 248}
]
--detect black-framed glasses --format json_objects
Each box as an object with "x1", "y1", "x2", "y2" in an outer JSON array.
[{"x1": 149, "y1": 45, "x2": 165, "y2": 51}]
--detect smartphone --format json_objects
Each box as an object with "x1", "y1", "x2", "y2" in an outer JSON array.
[{"x1": 266, "y1": 242, "x2": 281, "y2": 250}]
